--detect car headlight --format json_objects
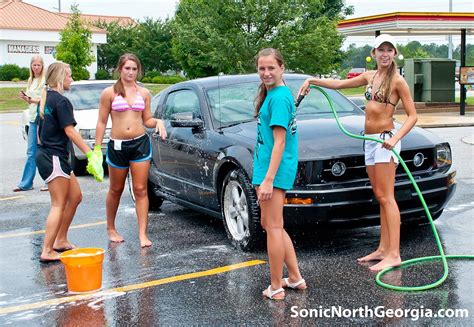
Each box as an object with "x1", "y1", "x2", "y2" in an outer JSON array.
[
  {"x1": 79, "y1": 129, "x2": 112, "y2": 141},
  {"x1": 104, "y1": 128, "x2": 111, "y2": 140},
  {"x1": 79, "y1": 129, "x2": 95, "y2": 140},
  {"x1": 435, "y1": 143, "x2": 452, "y2": 171}
]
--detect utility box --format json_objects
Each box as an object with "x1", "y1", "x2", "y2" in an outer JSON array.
[{"x1": 404, "y1": 58, "x2": 456, "y2": 102}]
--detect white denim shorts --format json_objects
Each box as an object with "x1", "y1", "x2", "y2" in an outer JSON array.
[{"x1": 364, "y1": 129, "x2": 401, "y2": 166}]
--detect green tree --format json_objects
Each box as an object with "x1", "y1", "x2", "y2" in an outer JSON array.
[
  {"x1": 172, "y1": 0, "x2": 352, "y2": 78},
  {"x1": 134, "y1": 18, "x2": 178, "y2": 73},
  {"x1": 55, "y1": 5, "x2": 94, "y2": 80},
  {"x1": 96, "y1": 21, "x2": 137, "y2": 72},
  {"x1": 97, "y1": 18, "x2": 177, "y2": 74}
]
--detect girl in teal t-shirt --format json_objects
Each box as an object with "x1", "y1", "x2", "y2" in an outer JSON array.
[{"x1": 253, "y1": 48, "x2": 306, "y2": 301}]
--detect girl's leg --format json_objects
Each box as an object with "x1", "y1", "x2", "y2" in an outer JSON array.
[
  {"x1": 106, "y1": 166, "x2": 129, "y2": 242},
  {"x1": 260, "y1": 188, "x2": 287, "y2": 299},
  {"x1": 357, "y1": 165, "x2": 389, "y2": 262},
  {"x1": 369, "y1": 161, "x2": 401, "y2": 271},
  {"x1": 41, "y1": 177, "x2": 70, "y2": 261},
  {"x1": 129, "y1": 160, "x2": 152, "y2": 247},
  {"x1": 17, "y1": 122, "x2": 37, "y2": 190},
  {"x1": 54, "y1": 173, "x2": 82, "y2": 250},
  {"x1": 282, "y1": 230, "x2": 306, "y2": 288}
]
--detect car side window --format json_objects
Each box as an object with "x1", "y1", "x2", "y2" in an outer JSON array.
[{"x1": 163, "y1": 90, "x2": 201, "y2": 120}]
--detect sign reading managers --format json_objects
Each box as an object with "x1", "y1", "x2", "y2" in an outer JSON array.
[{"x1": 8, "y1": 44, "x2": 40, "y2": 54}]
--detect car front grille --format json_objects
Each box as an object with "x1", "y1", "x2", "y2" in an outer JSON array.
[{"x1": 295, "y1": 147, "x2": 435, "y2": 185}]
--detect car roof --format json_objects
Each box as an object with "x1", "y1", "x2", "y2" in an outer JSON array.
[
  {"x1": 71, "y1": 80, "x2": 116, "y2": 85},
  {"x1": 175, "y1": 73, "x2": 312, "y2": 89}
]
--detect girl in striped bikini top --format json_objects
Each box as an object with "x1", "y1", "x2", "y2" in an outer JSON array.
[{"x1": 111, "y1": 89, "x2": 145, "y2": 112}]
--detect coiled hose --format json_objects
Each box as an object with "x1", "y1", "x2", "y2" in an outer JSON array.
[{"x1": 296, "y1": 86, "x2": 473, "y2": 291}]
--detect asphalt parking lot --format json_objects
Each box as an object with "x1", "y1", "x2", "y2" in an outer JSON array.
[{"x1": 0, "y1": 113, "x2": 473, "y2": 326}]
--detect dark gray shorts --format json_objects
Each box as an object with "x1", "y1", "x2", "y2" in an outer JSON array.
[{"x1": 36, "y1": 149, "x2": 72, "y2": 183}]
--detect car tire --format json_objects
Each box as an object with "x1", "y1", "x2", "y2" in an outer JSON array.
[
  {"x1": 127, "y1": 172, "x2": 164, "y2": 211},
  {"x1": 71, "y1": 149, "x2": 86, "y2": 176},
  {"x1": 221, "y1": 168, "x2": 263, "y2": 251}
]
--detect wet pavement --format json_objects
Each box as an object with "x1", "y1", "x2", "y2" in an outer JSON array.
[{"x1": 0, "y1": 113, "x2": 473, "y2": 326}]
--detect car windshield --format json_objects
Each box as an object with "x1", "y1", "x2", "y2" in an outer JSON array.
[
  {"x1": 206, "y1": 79, "x2": 361, "y2": 127},
  {"x1": 64, "y1": 83, "x2": 113, "y2": 110}
]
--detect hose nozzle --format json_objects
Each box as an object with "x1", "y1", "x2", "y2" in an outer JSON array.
[{"x1": 295, "y1": 94, "x2": 305, "y2": 108}]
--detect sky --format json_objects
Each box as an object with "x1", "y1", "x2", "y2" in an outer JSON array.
[{"x1": 24, "y1": 0, "x2": 473, "y2": 48}]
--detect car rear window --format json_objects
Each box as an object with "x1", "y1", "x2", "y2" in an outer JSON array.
[
  {"x1": 206, "y1": 79, "x2": 360, "y2": 126},
  {"x1": 64, "y1": 83, "x2": 113, "y2": 110}
]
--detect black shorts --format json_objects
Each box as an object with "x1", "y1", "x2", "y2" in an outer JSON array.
[
  {"x1": 106, "y1": 134, "x2": 152, "y2": 169},
  {"x1": 36, "y1": 148, "x2": 72, "y2": 183}
]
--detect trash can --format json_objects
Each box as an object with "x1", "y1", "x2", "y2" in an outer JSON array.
[{"x1": 404, "y1": 58, "x2": 456, "y2": 102}]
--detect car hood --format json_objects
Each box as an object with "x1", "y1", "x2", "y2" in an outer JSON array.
[
  {"x1": 73, "y1": 109, "x2": 111, "y2": 130},
  {"x1": 226, "y1": 114, "x2": 440, "y2": 161}
]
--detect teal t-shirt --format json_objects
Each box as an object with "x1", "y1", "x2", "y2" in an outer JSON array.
[{"x1": 252, "y1": 85, "x2": 298, "y2": 190}]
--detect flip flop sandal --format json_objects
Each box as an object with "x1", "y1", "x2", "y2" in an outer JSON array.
[
  {"x1": 263, "y1": 286, "x2": 285, "y2": 300},
  {"x1": 283, "y1": 278, "x2": 307, "y2": 290}
]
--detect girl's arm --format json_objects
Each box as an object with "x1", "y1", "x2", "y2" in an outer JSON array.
[
  {"x1": 257, "y1": 126, "x2": 286, "y2": 202},
  {"x1": 95, "y1": 88, "x2": 112, "y2": 148},
  {"x1": 383, "y1": 77, "x2": 418, "y2": 150},
  {"x1": 299, "y1": 72, "x2": 370, "y2": 96},
  {"x1": 64, "y1": 125, "x2": 91, "y2": 155},
  {"x1": 141, "y1": 88, "x2": 167, "y2": 139}
]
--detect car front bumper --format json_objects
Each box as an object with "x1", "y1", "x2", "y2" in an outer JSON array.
[{"x1": 283, "y1": 170, "x2": 456, "y2": 227}]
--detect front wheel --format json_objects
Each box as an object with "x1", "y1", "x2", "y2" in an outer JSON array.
[{"x1": 221, "y1": 169, "x2": 263, "y2": 251}]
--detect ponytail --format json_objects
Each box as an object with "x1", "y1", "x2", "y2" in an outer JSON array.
[
  {"x1": 254, "y1": 83, "x2": 267, "y2": 117},
  {"x1": 39, "y1": 85, "x2": 47, "y2": 119}
]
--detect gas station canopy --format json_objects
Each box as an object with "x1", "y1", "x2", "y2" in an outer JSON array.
[
  {"x1": 337, "y1": 12, "x2": 474, "y2": 115},
  {"x1": 337, "y1": 12, "x2": 473, "y2": 36}
]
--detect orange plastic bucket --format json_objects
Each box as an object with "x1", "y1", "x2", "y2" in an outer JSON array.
[{"x1": 60, "y1": 248, "x2": 105, "y2": 293}]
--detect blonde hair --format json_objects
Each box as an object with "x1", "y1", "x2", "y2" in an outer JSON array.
[
  {"x1": 371, "y1": 46, "x2": 398, "y2": 104},
  {"x1": 39, "y1": 61, "x2": 70, "y2": 119},
  {"x1": 254, "y1": 48, "x2": 285, "y2": 116},
  {"x1": 27, "y1": 55, "x2": 45, "y2": 87},
  {"x1": 114, "y1": 53, "x2": 142, "y2": 97}
]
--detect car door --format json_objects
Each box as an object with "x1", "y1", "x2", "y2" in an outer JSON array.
[{"x1": 154, "y1": 88, "x2": 202, "y2": 196}]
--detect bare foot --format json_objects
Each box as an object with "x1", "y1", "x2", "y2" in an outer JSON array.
[
  {"x1": 40, "y1": 249, "x2": 60, "y2": 263},
  {"x1": 357, "y1": 249, "x2": 385, "y2": 262},
  {"x1": 53, "y1": 241, "x2": 77, "y2": 252},
  {"x1": 108, "y1": 229, "x2": 124, "y2": 243},
  {"x1": 139, "y1": 236, "x2": 152, "y2": 248},
  {"x1": 369, "y1": 256, "x2": 401, "y2": 272}
]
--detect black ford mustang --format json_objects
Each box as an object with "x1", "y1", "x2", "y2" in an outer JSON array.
[{"x1": 132, "y1": 74, "x2": 456, "y2": 251}]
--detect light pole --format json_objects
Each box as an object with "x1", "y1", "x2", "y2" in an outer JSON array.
[{"x1": 448, "y1": 0, "x2": 453, "y2": 59}]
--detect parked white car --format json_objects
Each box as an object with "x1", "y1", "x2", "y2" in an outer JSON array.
[{"x1": 21, "y1": 80, "x2": 114, "y2": 174}]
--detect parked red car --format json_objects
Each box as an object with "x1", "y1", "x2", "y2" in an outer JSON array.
[{"x1": 346, "y1": 68, "x2": 366, "y2": 79}]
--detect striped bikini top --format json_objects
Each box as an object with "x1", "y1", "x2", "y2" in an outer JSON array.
[{"x1": 111, "y1": 90, "x2": 145, "y2": 112}]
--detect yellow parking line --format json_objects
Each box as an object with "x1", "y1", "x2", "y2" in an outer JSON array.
[
  {"x1": 0, "y1": 259, "x2": 266, "y2": 314},
  {"x1": 0, "y1": 221, "x2": 106, "y2": 239},
  {"x1": 0, "y1": 195, "x2": 25, "y2": 201}
]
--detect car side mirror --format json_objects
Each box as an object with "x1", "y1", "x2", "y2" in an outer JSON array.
[
  {"x1": 358, "y1": 105, "x2": 366, "y2": 111},
  {"x1": 170, "y1": 112, "x2": 204, "y2": 128}
]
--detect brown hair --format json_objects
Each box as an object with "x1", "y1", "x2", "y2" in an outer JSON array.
[
  {"x1": 114, "y1": 53, "x2": 142, "y2": 97},
  {"x1": 39, "y1": 62, "x2": 70, "y2": 119},
  {"x1": 28, "y1": 55, "x2": 45, "y2": 87},
  {"x1": 254, "y1": 48, "x2": 285, "y2": 116}
]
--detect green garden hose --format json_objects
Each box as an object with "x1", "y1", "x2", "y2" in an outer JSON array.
[{"x1": 296, "y1": 86, "x2": 473, "y2": 291}]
